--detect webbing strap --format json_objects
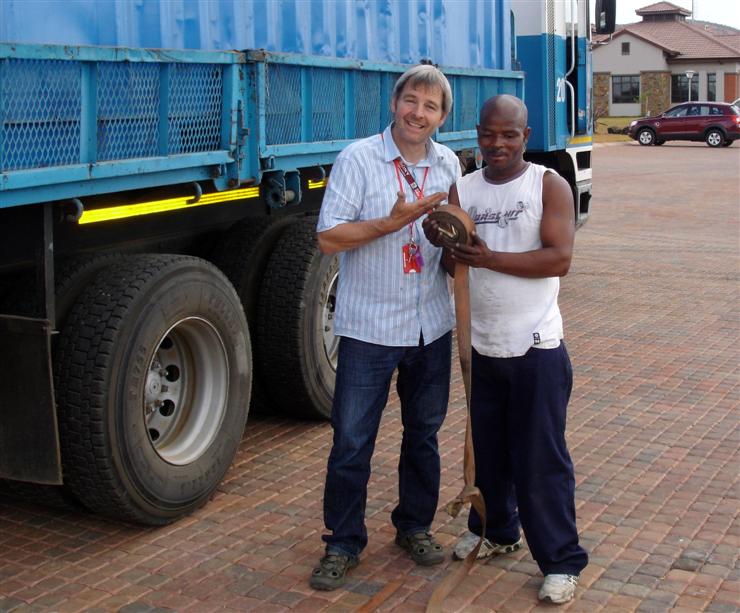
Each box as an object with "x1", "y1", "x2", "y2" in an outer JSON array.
[{"x1": 425, "y1": 206, "x2": 486, "y2": 613}]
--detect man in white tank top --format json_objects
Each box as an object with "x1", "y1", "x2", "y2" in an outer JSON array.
[{"x1": 424, "y1": 95, "x2": 588, "y2": 605}]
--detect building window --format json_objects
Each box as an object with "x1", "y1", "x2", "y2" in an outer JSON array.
[
  {"x1": 671, "y1": 74, "x2": 699, "y2": 103},
  {"x1": 612, "y1": 75, "x2": 640, "y2": 103},
  {"x1": 707, "y1": 73, "x2": 716, "y2": 101},
  {"x1": 621, "y1": 42, "x2": 630, "y2": 55}
]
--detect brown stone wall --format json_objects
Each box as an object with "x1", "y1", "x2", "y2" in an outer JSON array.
[
  {"x1": 640, "y1": 72, "x2": 671, "y2": 116},
  {"x1": 594, "y1": 72, "x2": 611, "y2": 118}
]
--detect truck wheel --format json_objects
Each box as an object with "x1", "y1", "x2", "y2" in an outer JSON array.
[
  {"x1": 54, "y1": 255, "x2": 251, "y2": 525},
  {"x1": 257, "y1": 217, "x2": 338, "y2": 420},
  {"x1": 210, "y1": 215, "x2": 299, "y2": 414},
  {"x1": 0, "y1": 253, "x2": 123, "y2": 511}
]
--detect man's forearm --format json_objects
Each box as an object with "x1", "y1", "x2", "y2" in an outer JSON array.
[
  {"x1": 317, "y1": 218, "x2": 399, "y2": 254},
  {"x1": 482, "y1": 246, "x2": 572, "y2": 278}
]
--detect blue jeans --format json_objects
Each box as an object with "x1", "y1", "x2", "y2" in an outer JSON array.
[
  {"x1": 468, "y1": 344, "x2": 588, "y2": 576},
  {"x1": 322, "y1": 332, "x2": 452, "y2": 557}
]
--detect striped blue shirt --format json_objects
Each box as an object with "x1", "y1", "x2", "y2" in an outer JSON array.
[{"x1": 317, "y1": 124, "x2": 460, "y2": 346}]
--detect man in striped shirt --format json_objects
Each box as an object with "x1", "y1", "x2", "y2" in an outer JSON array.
[{"x1": 309, "y1": 64, "x2": 462, "y2": 591}]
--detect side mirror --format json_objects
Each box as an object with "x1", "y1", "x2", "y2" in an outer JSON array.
[{"x1": 595, "y1": 0, "x2": 616, "y2": 35}]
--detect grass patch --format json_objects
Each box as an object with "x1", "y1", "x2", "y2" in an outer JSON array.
[
  {"x1": 594, "y1": 116, "x2": 637, "y2": 143},
  {"x1": 594, "y1": 133, "x2": 631, "y2": 143}
]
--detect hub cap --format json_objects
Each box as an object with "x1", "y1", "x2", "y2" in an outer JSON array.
[{"x1": 143, "y1": 317, "x2": 229, "y2": 465}]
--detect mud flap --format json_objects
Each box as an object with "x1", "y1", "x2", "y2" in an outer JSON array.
[{"x1": 0, "y1": 314, "x2": 62, "y2": 484}]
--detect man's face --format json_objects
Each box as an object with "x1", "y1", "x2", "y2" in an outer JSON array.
[
  {"x1": 477, "y1": 107, "x2": 530, "y2": 178},
  {"x1": 391, "y1": 82, "x2": 448, "y2": 150}
]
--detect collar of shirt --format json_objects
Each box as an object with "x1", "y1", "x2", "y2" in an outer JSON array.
[{"x1": 381, "y1": 123, "x2": 446, "y2": 168}]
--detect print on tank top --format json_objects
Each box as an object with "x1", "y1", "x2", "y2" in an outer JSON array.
[{"x1": 467, "y1": 201, "x2": 528, "y2": 228}]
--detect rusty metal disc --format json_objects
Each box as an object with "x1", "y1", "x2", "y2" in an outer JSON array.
[{"x1": 427, "y1": 205, "x2": 475, "y2": 248}]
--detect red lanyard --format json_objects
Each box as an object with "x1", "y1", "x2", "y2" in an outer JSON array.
[
  {"x1": 394, "y1": 158, "x2": 428, "y2": 200},
  {"x1": 380, "y1": 131, "x2": 429, "y2": 242},
  {"x1": 394, "y1": 158, "x2": 429, "y2": 243}
]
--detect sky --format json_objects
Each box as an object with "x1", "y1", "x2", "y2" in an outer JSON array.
[{"x1": 588, "y1": 0, "x2": 740, "y2": 30}]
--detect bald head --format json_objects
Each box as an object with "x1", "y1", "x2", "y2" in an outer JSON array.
[
  {"x1": 476, "y1": 95, "x2": 531, "y2": 180},
  {"x1": 479, "y1": 95, "x2": 528, "y2": 130}
]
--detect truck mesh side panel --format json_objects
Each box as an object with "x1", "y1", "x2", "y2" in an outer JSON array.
[
  {"x1": 98, "y1": 63, "x2": 159, "y2": 161},
  {"x1": 261, "y1": 65, "x2": 521, "y2": 146},
  {"x1": 0, "y1": 58, "x2": 224, "y2": 171},
  {"x1": 354, "y1": 72, "x2": 382, "y2": 138},
  {"x1": 168, "y1": 64, "x2": 223, "y2": 154},
  {"x1": 267, "y1": 65, "x2": 394, "y2": 145},
  {"x1": 439, "y1": 76, "x2": 479, "y2": 134},
  {"x1": 438, "y1": 75, "x2": 520, "y2": 134},
  {"x1": 265, "y1": 65, "x2": 349, "y2": 144},
  {"x1": 265, "y1": 65, "x2": 301, "y2": 145},
  {"x1": 1, "y1": 59, "x2": 81, "y2": 171},
  {"x1": 311, "y1": 68, "x2": 345, "y2": 141}
]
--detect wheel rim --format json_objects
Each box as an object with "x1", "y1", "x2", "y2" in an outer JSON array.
[
  {"x1": 143, "y1": 317, "x2": 229, "y2": 465},
  {"x1": 321, "y1": 268, "x2": 339, "y2": 371},
  {"x1": 639, "y1": 131, "x2": 652, "y2": 144},
  {"x1": 708, "y1": 132, "x2": 721, "y2": 146}
]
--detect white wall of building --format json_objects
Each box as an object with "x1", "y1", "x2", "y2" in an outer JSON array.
[
  {"x1": 594, "y1": 34, "x2": 740, "y2": 114},
  {"x1": 594, "y1": 34, "x2": 667, "y2": 72}
]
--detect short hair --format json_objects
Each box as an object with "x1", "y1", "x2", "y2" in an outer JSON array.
[{"x1": 392, "y1": 64, "x2": 453, "y2": 116}]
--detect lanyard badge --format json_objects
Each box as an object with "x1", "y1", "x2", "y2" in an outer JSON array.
[{"x1": 394, "y1": 158, "x2": 429, "y2": 275}]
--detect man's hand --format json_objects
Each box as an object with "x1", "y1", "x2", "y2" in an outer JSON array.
[
  {"x1": 449, "y1": 231, "x2": 494, "y2": 268},
  {"x1": 388, "y1": 191, "x2": 447, "y2": 232}
]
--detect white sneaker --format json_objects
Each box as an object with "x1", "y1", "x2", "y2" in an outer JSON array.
[
  {"x1": 452, "y1": 530, "x2": 522, "y2": 560},
  {"x1": 538, "y1": 574, "x2": 579, "y2": 604}
]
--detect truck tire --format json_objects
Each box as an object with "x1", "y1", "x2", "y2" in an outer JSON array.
[
  {"x1": 0, "y1": 254, "x2": 123, "y2": 511},
  {"x1": 210, "y1": 215, "x2": 299, "y2": 414},
  {"x1": 54, "y1": 255, "x2": 251, "y2": 525},
  {"x1": 257, "y1": 217, "x2": 338, "y2": 420},
  {"x1": 0, "y1": 252, "x2": 121, "y2": 321}
]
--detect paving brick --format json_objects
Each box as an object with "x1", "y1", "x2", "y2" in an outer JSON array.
[{"x1": 0, "y1": 143, "x2": 736, "y2": 613}]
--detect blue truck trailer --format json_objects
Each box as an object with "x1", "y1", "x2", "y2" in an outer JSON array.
[{"x1": 0, "y1": 0, "x2": 615, "y2": 525}]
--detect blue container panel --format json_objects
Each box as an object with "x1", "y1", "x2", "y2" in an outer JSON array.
[{"x1": 1, "y1": 0, "x2": 512, "y2": 71}]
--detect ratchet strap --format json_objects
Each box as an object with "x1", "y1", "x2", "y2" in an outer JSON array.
[{"x1": 424, "y1": 205, "x2": 487, "y2": 613}]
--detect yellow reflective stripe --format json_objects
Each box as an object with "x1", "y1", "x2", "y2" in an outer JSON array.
[
  {"x1": 568, "y1": 136, "x2": 593, "y2": 145},
  {"x1": 308, "y1": 179, "x2": 327, "y2": 189},
  {"x1": 78, "y1": 186, "x2": 260, "y2": 225}
]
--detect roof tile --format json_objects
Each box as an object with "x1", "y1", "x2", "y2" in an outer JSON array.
[{"x1": 616, "y1": 19, "x2": 740, "y2": 59}]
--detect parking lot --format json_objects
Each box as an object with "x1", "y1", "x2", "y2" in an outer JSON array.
[{"x1": 1, "y1": 141, "x2": 738, "y2": 612}]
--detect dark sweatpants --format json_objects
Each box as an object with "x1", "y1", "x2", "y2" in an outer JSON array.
[{"x1": 467, "y1": 343, "x2": 588, "y2": 576}]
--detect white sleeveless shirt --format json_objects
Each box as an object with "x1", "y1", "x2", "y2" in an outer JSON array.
[{"x1": 456, "y1": 163, "x2": 563, "y2": 358}]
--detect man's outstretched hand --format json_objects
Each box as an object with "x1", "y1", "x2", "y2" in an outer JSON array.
[{"x1": 389, "y1": 191, "x2": 447, "y2": 232}]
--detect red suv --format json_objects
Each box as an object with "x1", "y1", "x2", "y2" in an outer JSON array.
[{"x1": 628, "y1": 101, "x2": 740, "y2": 147}]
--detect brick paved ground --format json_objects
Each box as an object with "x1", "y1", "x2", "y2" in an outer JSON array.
[{"x1": 1, "y1": 141, "x2": 738, "y2": 612}]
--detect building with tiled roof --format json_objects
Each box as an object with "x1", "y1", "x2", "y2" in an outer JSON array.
[{"x1": 592, "y1": 2, "x2": 740, "y2": 117}]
